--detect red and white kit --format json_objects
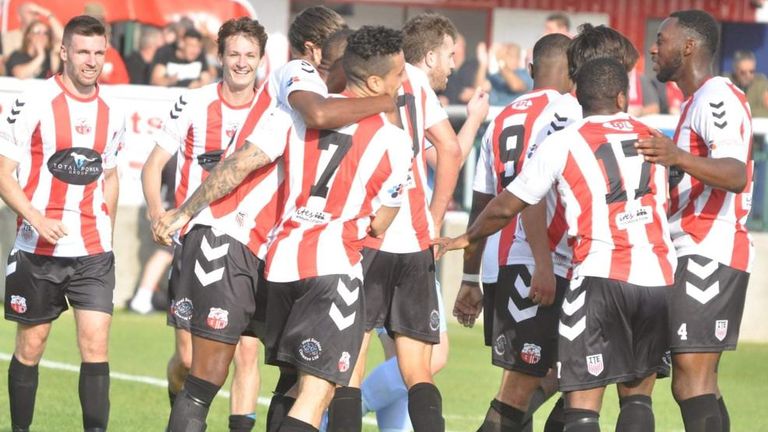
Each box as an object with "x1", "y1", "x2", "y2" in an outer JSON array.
[
  {"x1": 475, "y1": 90, "x2": 579, "y2": 280},
  {"x1": 255, "y1": 98, "x2": 412, "y2": 283},
  {"x1": 669, "y1": 76, "x2": 754, "y2": 272},
  {"x1": 364, "y1": 64, "x2": 446, "y2": 253},
  {"x1": 0, "y1": 76, "x2": 125, "y2": 257},
  {"x1": 508, "y1": 112, "x2": 676, "y2": 287}
]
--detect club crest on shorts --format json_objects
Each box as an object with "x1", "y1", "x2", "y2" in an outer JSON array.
[
  {"x1": 521, "y1": 343, "x2": 542, "y2": 364},
  {"x1": 494, "y1": 335, "x2": 507, "y2": 356},
  {"x1": 429, "y1": 309, "x2": 440, "y2": 332},
  {"x1": 206, "y1": 307, "x2": 229, "y2": 330},
  {"x1": 715, "y1": 320, "x2": 728, "y2": 341},
  {"x1": 338, "y1": 351, "x2": 351, "y2": 372},
  {"x1": 299, "y1": 338, "x2": 322, "y2": 362},
  {"x1": 172, "y1": 298, "x2": 193, "y2": 321},
  {"x1": 586, "y1": 354, "x2": 604, "y2": 376},
  {"x1": 10, "y1": 295, "x2": 27, "y2": 314}
]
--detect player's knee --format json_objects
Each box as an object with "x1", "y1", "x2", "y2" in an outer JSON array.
[{"x1": 78, "y1": 339, "x2": 108, "y2": 363}]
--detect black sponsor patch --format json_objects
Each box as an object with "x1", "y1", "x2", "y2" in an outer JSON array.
[
  {"x1": 197, "y1": 149, "x2": 225, "y2": 171},
  {"x1": 47, "y1": 148, "x2": 102, "y2": 185}
]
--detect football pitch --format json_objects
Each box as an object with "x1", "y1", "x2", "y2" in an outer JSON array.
[{"x1": 0, "y1": 309, "x2": 766, "y2": 431}]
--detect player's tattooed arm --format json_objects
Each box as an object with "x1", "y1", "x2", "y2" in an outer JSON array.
[{"x1": 152, "y1": 141, "x2": 272, "y2": 245}]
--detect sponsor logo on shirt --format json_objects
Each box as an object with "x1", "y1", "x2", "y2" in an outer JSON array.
[
  {"x1": 47, "y1": 148, "x2": 103, "y2": 185},
  {"x1": 292, "y1": 207, "x2": 331, "y2": 225},
  {"x1": 615, "y1": 206, "x2": 653, "y2": 229},
  {"x1": 299, "y1": 338, "x2": 322, "y2": 362},
  {"x1": 75, "y1": 118, "x2": 92, "y2": 135},
  {"x1": 602, "y1": 120, "x2": 634, "y2": 131},
  {"x1": 511, "y1": 99, "x2": 533, "y2": 110}
]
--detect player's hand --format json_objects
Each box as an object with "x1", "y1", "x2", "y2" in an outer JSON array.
[
  {"x1": 146, "y1": 206, "x2": 166, "y2": 223},
  {"x1": 635, "y1": 129, "x2": 683, "y2": 167},
  {"x1": 466, "y1": 88, "x2": 490, "y2": 121},
  {"x1": 32, "y1": 216, "x2": 68, "y2": 245},
  {"x1": 152, "y1": 209, "x2": 189, "y2": 246},
  {"x1": 432, "y1": 234, "x2": 469, "y2": 260},
  {"x1": 529, "y1": 265, "x2": 556, "y2": 306},
  {"x1": 476, "y1": 42, "x2": 489, "y2": 66},
  {"x1": 453, "y1": 282, "x2": 483, "y2": 327}
]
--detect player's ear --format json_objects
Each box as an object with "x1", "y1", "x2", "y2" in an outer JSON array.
[
  {"x1": 367, "y1": 74, "x2": 385, "y2": 95},
  {"x1": 60, "y1": 43, "x2": 67, "y2": 62},
  {"x1": 617, "y1": 90, "x2": 629, "y2": 113},
  {"x1": 425, "y1": 49, "x2": 436, "y2": 69},
  {"x1": 528, "y1": 62, "x2": 535, "y2": 79}
]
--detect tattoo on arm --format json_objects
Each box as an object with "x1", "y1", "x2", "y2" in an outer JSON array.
[{"x1": 178, "y1": 142, "x2": 272, "y2": 217}]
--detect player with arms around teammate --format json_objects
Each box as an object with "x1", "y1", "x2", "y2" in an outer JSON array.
[
  {"x1": 0, "y1": 16, "x2": 124, "y2": 432},
  {"x1": 439, "y1": 58, "x2": 676, "y2": 432},
  {"x1": 142, "y1": 17, "x2": 270, "y2": 432},
  {"x1": 640, "y1": 9, "x2": 754, "y2": 432},
  {"x1": 457, "y1": 33, "x2": 573, "y2": 432}
]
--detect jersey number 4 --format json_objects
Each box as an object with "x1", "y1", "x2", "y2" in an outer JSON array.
[
  {"x1": 594, "y1": 139, "x2": 652, "y2": 204},
  {"x1": 310, "y1": 130, "x2": 354, "y2": 198}
]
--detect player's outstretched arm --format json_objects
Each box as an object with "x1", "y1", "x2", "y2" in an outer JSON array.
[
  {"x1": 0, "y1": 155, "x2": 68, "y2": 244},
  {"x1": 636, "y1": 129, "x2": 747, "y2": 193},
  {"x1": 456, "y1": 88, "x2": 490, "y2": 161},
  {"x1": 289, "y1": 91, "x2": 396, "y2": 130},
  {"x1": 152, "y1": 142, "x2": 272, "y2": 245},
  {"x1": 520, "y1": 202, "x2": 556, "y2": 306},
  {"x1": 141, "y1": 146, "x2": 174, "y2": 222},
  {"x1": 425, "y1": 119, "x2": 463, "y2": 233}
]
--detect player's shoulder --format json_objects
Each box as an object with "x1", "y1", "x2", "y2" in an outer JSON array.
[
  {"x1": 273, "y1": 59, "x2": 320, "y2": 82},
  {"x1": 404, "y1": 63, "x2": 432, "y2": 91},
  {"x1": 15, "y1": 76, "x2": 60, "y2": 106},
  {"x1": 374, "y1": 119, "x2": 413, "y2": 158},
  {"x1": 693, "y1": 77, "x2": 745, "y2": 109}
]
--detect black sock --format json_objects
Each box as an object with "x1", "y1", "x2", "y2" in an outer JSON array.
[
  {"x1": 617, "y1": 395, "x2": 654, "y2": 432},
  {"x1": 327, "y1": 386, "x2": 362, "y2": 432},
  {"x1": 477, "y1": 399, "x2": 525, "y2": 432},
  {"x1": 229, "y1": 414, "x2": 256, "y2": 432},
  {"x1": 9, "y1": 356, "x2": 38, "y2": 431},
  {"x1": 167, "y1": 374, "x2": 221, "y2": 432},
  {"x1": 717, "y1": 397, "x2": 730, "y2": 432},
  {"x1": 267, "y1": 394, "x2": 296, "y2": 432},
  {"x1": 279, "y1": 416, "x2": 318, "y2": 432},
  {"x1": 544, "y1": 397, "x2": 565, "y2": 432},
  {"x1": 563, "y1": 408, "x2": 599, "y2": 432},
  {"x1": 679, "y1": 394, "x2": 722, "y2": 432},
  {"x1": 169, "y1": 388, "x2": 177, "y2": 409},
  {"x1": 79, "y1": 362, "x2": 110, "y2": 430},
  {"x1": 408, "y1": 382, "x2": 444, "y2": 432}
]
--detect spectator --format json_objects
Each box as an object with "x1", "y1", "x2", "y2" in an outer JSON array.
[
  {"x1": 627, "y1": 66, "x2": 660, "y2": 116},
  {"x1": 441, "y1": 33, "x2": 479, "y2": 105},
  {"x1": 730, "y1": 50, "x2": 768, "y2": 117},
  {"x1": 1, "y1": 2, "x2": 62, "y2": 59},
  {"x1": 125, "y1": 26, "x2": 164, "y2": 85},
  {"x1": 150, "y1": 28, "x2": 214, "y2": 88},
  {"x1": 476, "y1": 42, "x2": 533, "y2": 106},
  {"x1": 5, "y1": 20, "x2": 59, "y2": 79},
  {"x1": 544, "y1": 12, "x2": 571, "y2": 36}
]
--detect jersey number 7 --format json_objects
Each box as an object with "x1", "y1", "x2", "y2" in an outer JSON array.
[{"x1": 310, "y1": 130, "x2": 354, "y2": 198}]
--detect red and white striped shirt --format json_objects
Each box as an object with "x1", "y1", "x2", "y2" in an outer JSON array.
[
  {"x1": 255, "y1": 100, "x2": 412, "y2": 283},
  {"x1": 476, "y1": 92, "x2": 581, "y2": 283},
  {"x1": 364, "y1": 64, "x2": 447, "y2": 253},
  {"x1": 0, "y1": 76, "x2": 125, "y2": 257},
  {"x1": 183, "y1": 81, "x2": 285, "y2": 260},
  {"x1": 508, "y1": 112, "x2": 676, "y2": 287},
  {"x1": 669, "y1": 77, "x2": 754, "y2": 272}
]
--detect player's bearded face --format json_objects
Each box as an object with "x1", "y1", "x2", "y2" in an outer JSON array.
[
  {"x1": 429, "y1": 34, "x2": 455, "y2": 92},
  {"x1": 63, "y1": 34, "x2": 106, "y2": 87},
  {"x1": 221, "y1": 34, "x2": 261, "y2": 91},
  {"x1": 651, "y1": 19, "x2": 684, "y2": 83}
]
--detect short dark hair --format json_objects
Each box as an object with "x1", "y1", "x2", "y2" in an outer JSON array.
[
  {"x1": 546, "y1": 13, "x2": 571, "y2": 31},
  {"x1": 217, "y1": 18, "x2": 268, "y2": 57},
  {"x1": 532, "y1": 33, "x2": 571, "y2": 67},
  {"x1": 567, "y1": 23, "x2": 638, "y2": 80},
  {"x1": 184, "y1": 28, "x2": 203, "y2": 41},
  {"x1": 62, "y1": 15, "x2": 105, "y2": 45},
  {"x1": 343, "y1": 26, "x2": 403, "y2": 87},
  {"x1": 670, "y1": 9, "x2": 719, "y2": 56},
  {"x1": 401, "y1": 13, "x2": 457, "y2": 64},
  {"x1": 576, "y1": 57, "x2": 629, "y2": 113},
  {"x1": 322, "y1": 28, "x2": 354, "y2": 65},
  {"x1": 289, "y1": 6, "x2": 347, "y2": 55}
]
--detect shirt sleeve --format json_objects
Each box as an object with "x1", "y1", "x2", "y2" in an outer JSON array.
[
  {"x1": 691, "y1": 91, "x2": 750, "y2": 162},
  {"x1": 248, "y1": 106, "x2": 293, "y2": 162},
  {"x1": 277, "y1": 60, "x2": 328, "y2": 110},
  {"x1": 102, "y1": 112, "x2": 126, "y2": 170},
  {"x1": 376, "y1": 128, "x2": 413, "y2": 208},
  {"x1": 472, "y1": 124, "x2": 496, "y2": 195},
  {"x1": 506, "y1": 132, "x2": 567, "y2": 205},
  {"x1": 154, "y1": 93, "x2": 193, "y2": 155},
  {"x1": 0, "y1": 93, "x2": 37, "y2": 163}
]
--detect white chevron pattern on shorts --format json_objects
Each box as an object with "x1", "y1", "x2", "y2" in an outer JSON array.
[
  {"x1": 686, "y1": 281, "x2": 720, "y2": 304},
  {"x1": 336, "y1": 280, "x2": 359, "y2": 306},
  {"x1": 559, "y1": 316, "x2": 586, "y2": 341},
  {"x1": 687, "y1": 259, "x2": 718, "y2": 280},
  {"x1": 561, "y1": 292, "x2": 586, "y2": 317},
  {"x1": 507, "y1": 297, "x2": 538, "y2": 322},
  {"x1": 200, "y1": 236, "x2": 229, "y2": 261},
  {"x1": 329, "y1": 303, "x2": 356, "y2": 331},
  {"x1": 194, "y1": 260, "x2": 225, "y2": 286}
]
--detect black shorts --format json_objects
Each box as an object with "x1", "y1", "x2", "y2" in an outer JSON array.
[
  {"x1": 483, "y1": 282, "x2": 497, "y2": 347},
  {"x1": 361, "y1": 247, "x2": 440, "y2": 344},
  {"x1": 491, "y1": 265, "x2": 567, "y2": 377},
  {"x1": 177, "y1": 226, "x2": 266, "y2": 344},
  {"x1": 166, "y1": 243, "x2": 189, "y2": 329},
  {"x1": 264, "y1": 266, "x2": 365, "y2": 386},
  {"x1": 668, "y1": 255, "x2": 749, "y2": 353},
  {"x1": 5, "y1": 249, "x2": 115, "y2": 324},
  {"x1": 558, "y1": 276, "x2": 670, "y2": 392}
]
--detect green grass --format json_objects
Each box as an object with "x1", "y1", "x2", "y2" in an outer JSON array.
[{"x1": 0, "y1": 309, "x2": 766, "y2": 431}]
